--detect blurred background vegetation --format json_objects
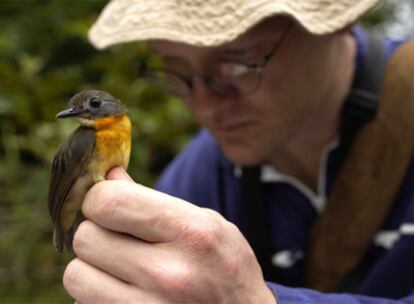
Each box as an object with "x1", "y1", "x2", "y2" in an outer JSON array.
[{"x1": 0, "y1": 1, "x2": 412, "y2": 303}]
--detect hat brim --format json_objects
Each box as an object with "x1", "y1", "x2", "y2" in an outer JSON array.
[{"x1": 88, "y1": 0, "x2": 380, "y2": 49}]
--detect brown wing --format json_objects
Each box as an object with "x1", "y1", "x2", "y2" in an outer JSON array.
[{"x1": 48, "y1": 126, "x2": 95, "y2": 229}]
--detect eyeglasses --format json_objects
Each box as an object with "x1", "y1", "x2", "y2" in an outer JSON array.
[{"x1": 145, "y1": 21, "x2": 293, "y2": 99}]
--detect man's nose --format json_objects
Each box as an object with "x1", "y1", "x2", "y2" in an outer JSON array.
[{"x1": 189, "y1": 77, "x2": 224, "y2": 111}]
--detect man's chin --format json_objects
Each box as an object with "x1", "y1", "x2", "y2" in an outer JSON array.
[{"x1": 220, "y1": 145, "x2": 264, "y2": 167}]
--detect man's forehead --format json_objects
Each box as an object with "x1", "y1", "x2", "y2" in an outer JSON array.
[
  {"x1": 150, "y1": 16, "x2": 290, "y2": 55},
  {"x1": 227, "y1": 16, "x2": 290, "y2": 46}
]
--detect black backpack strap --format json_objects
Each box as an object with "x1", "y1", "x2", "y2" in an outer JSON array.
[
  {"x1": 241, "y1": 33, "x2": 385, "y2": 283},
  {"x1": 240, "y1": 166, "x2": 278, "y2": 281},
  {"x1": 337, "y1": 34, "x2": 386, "y2": 165}
]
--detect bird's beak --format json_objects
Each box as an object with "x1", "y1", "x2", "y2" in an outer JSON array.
[{"x1": 56, "y1": 107, "x2": 85, "y2": 119}]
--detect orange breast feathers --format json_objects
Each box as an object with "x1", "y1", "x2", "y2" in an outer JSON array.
[{"x1": 90, "y1": 114, "x2": 132, "y2": 178}]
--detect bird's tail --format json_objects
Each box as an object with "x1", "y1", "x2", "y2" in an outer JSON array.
[{"x1": 53, "y1": 226, "x2": 65, "y2": 253}]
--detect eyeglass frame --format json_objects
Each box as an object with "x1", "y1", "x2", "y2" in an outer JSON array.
[{"x1": 145, "y1": 20, "x2": 294, "y2": 98}]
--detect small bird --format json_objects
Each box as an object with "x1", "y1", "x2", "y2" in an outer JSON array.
[{"x1": 48, "y1": 90, "x2": 131, "y2": 252}]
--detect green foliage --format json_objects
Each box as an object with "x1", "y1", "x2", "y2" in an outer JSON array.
[
  {"x1": 0, "y1": 1, "x2": 399, "y2": 303},
  {"x1": 360, "y1": 1, "x2": 398, "y2": 32}
]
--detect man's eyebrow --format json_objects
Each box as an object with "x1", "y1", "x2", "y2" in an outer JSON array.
[
  {"x1": 148, "y1": 43, "x2": 180, "y2": 58},
  {"x1": 219, "y1": 47, "x2": 247, "y2": 56},
  {"x1": 159, "y1": 55, "x2": 191, "y2": 69},
  {"x1": 160, "y1": 55, "x2": 186, "y2": 61},
  {"x1": 149, "y1": 51, "x2": 189, "y2": 64},
  {"x1": 218, "y1": 39, "x2": 263, "y2": 57}
]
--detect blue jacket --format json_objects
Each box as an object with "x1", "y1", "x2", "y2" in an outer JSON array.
[{"x1": 156, "y1": 28, "x2": 414, "y2": 303}]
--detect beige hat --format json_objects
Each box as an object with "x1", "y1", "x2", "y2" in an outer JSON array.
[{"x1": 88, "y1": 0, "x2": 380, "y2": 49}]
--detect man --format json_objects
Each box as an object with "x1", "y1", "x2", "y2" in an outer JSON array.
[{"x1": 62, "y1": 0, "x2": 414, "y2": 303}]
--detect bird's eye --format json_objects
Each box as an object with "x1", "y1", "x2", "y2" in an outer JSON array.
[{"x1": 89, "y1": 97, "x2": 102, "y2": 109}]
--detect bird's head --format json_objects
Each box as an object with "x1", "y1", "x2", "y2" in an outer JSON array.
[{"x1": 56, "y1": 90, "x2": 126, "y2": 127}]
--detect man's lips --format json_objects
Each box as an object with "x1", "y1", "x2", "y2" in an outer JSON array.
[{"x1": 211, "y1": 121, "x2": 254, "y2": 134}]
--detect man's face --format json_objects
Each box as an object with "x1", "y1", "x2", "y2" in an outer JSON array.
[{"x1": 151, "y1": 17, "x2": 351, "y2": 166}]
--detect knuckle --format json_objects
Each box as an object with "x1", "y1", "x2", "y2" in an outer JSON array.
[
  {"x1": 154, "y1": 261, "x2": 194, "y2": 299},
  {"x1": 63, "y1": 258, "x2": 82, "y2": 290},
  {"x1": 189, "y1": 211, "x2": 248, "y2": 277},
  {"x1": 72, "y1": 220, "x2": 95, "y2": 253},
  {"x1": 183, "y1": 210, "x2": 223, "y2": 252},
  {"x1": 223, "y1": 223, "x2": 256, "y2": 275},
  {"x1": 85, "y1": 181, "x2": 121, "y2": 220},
  {"x1": 222, "y1": 248, "x2": 243, "y2": 277}
]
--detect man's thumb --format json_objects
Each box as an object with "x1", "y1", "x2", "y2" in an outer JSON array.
[{"x1": 106, "y1": 166, "x2": 133, "y2": 182}]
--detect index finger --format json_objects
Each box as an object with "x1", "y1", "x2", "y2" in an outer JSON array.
[{"x1": 82, "y1": 179, "x2": 199, "y2": 243}]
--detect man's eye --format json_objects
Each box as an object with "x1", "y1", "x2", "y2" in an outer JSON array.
[
  {"x1": 222, "y1": 44, "x2": 263, "y2": 60},
  {"x1": 162, "y1": 58, "x2": 191, "y2": 76},
  {"x1": 164, "y1": 63, "x2": 185, "y2": 71},
  {"x1": 218, "y1": 63, "x2": 250, "y2": 77},
  {"x1": 221, "y1": 41, "x2": 272, "y2": 65}
]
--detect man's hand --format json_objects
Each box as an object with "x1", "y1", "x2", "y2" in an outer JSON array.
[{"x1": 63, "y1": 167, "x2": 275, "y2": 304}]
